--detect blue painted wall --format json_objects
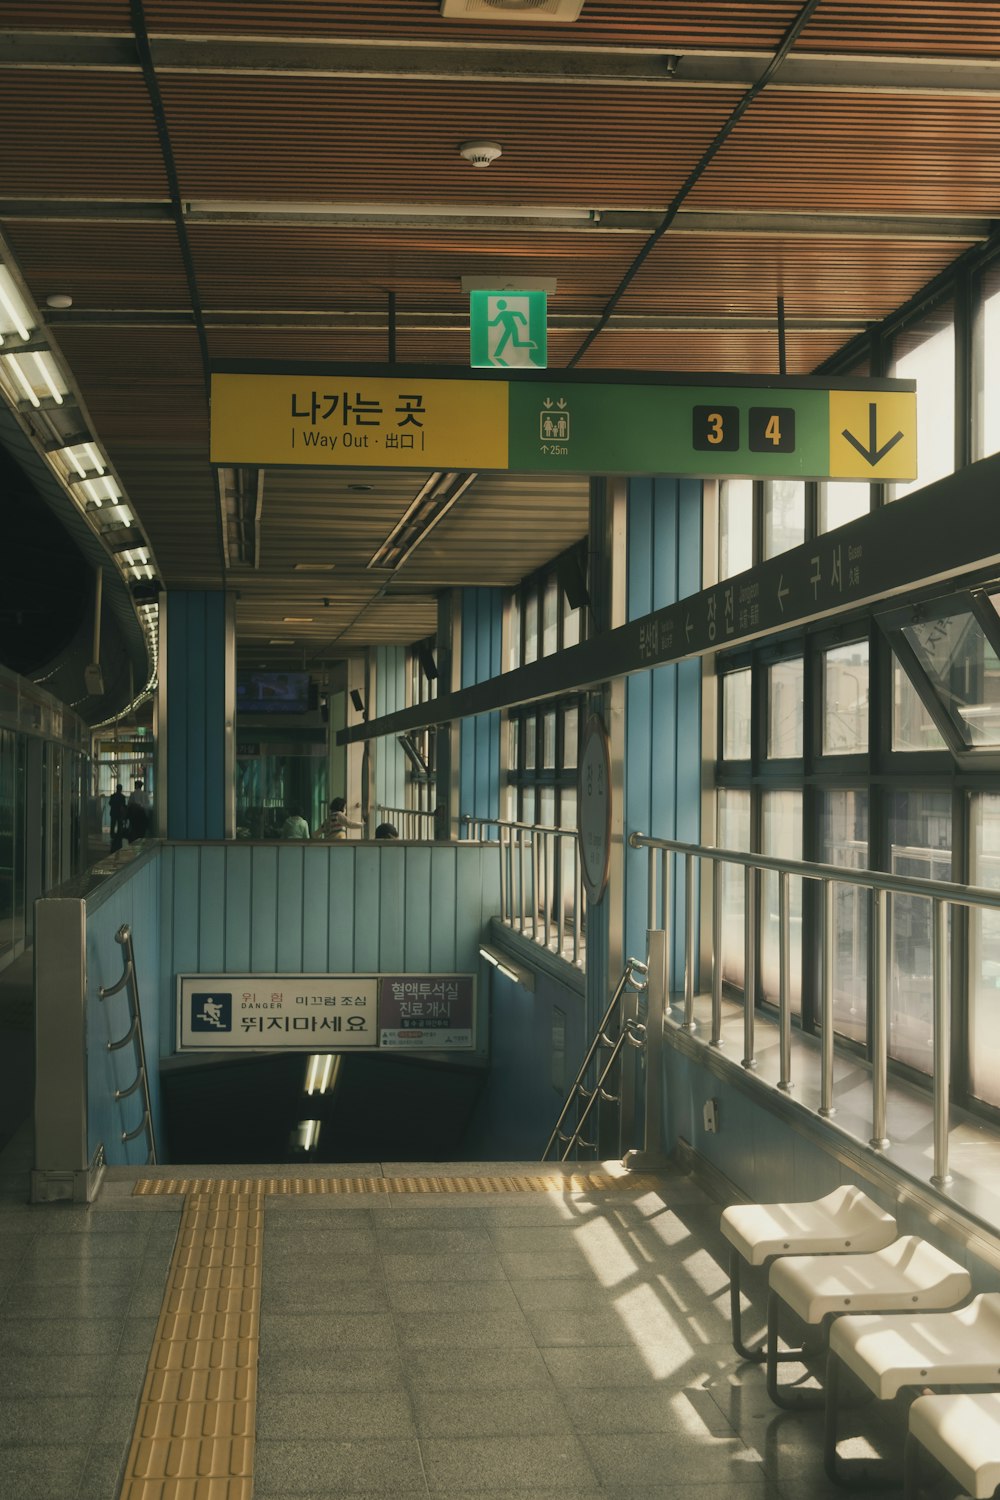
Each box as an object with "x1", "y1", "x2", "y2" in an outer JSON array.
[
  {"x1": 624, "y1": 478, "x2": 703, "y2": 986},
  {"x1": 160, "y1": 840, "x2": 502, "y2": 1060},
  {"x1": 459, "y1": 589, "x2": 503, "y2": 832},
  {"x1": 165, "y1": 591, "x2": 227, "y2": 840},
  {"x1": 375, "y1": 645, "x2": 407, "y2": 813},
  {"x1": 86, "y1": 851, "x2": 164, "y2": 1166},
  {"x1": 461, "y1": 963, "x2": 587, "y2": 1160}
]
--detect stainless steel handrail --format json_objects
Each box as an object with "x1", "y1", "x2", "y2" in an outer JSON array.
[
  {"x1": 462, "y1": 815, "x2": 585, "y2": 966},
  {"x1": 628, "y1": 831, "x2": 1000, "y2": 1187},
  {"x1": 542, "y1": 956, "x2": 649, "y2": 1162},
  {"x1": 98, "y1": 923, "x2": 156, "y2": 1165},
  {"x1": 372, "y1": 804, "x2": 437, "y2": 839}
]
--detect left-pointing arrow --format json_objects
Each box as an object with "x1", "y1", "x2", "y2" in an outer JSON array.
[
  {"x1": 842, "y1": 401, "x2": 904, "y2": 468},
  {"x1": 777, "y1": 576, "x2": 789, "y2": 612}
]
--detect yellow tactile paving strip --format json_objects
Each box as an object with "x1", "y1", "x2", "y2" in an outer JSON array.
[
  {"x1": 120, "y1": 1192, "x2": 262, "y2": 1500},
  {"x1": 133, "y1": 1170, "x2": 660, "y2": 1197},
  {"x1": 122, "y1": 1169, "x2": 660, "y2": 1498}
]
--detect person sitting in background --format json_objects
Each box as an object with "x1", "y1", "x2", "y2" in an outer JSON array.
[
  {"x1": 375, "y1": 822, "x2": 399, "y2": 839},
  {"x1": 313, "y1": 796, "x2": 363, "y2": 839},
  {"x1": 280, "y1": 805, "x2": 310, "y2": 839}
]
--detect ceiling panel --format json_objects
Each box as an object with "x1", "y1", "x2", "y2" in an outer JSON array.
[{"x1": 5, "y1": 221, "x2": 192, "y2": 311}]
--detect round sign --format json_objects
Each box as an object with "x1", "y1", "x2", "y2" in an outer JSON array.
[{"x1": 578, "y1": 714, "x2": 612, "y2": 905}]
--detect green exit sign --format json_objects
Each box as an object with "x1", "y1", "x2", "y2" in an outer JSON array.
[{"x1": 470, "y1": 290, "x2": 547, "y2": 369}]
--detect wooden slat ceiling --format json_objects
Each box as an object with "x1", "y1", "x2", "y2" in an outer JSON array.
[{"x1": 0, "y1": 0, "x2": 997, "y2": 670}]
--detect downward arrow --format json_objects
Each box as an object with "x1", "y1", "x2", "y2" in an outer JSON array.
[{"x1": 842, "y1": 402, "x2": 904, "y2": 467}]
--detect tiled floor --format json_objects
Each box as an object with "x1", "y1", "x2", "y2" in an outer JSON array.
[{"x1": 0, "y1": 1133, "x2": 907, "y2": 1500}]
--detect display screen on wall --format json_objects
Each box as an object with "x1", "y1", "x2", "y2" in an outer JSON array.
[{"x1": 237, "y1": 670, "x2": 311, "y2": 714}]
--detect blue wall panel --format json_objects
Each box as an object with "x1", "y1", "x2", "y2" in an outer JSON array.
[
  {"x1": 327, "y1": 852, "x2": 357, "y2": 972},
  {"x1": 249, "y1": 846, "x2": 278, "y2": 972},
  {"x1": 459, "y1": 589, "x2": 502, "y2": 829},
  {"x1": 377, "y1": 844, "x2": 406, "y2": 972},
  {"x1": 166, "y1": 591, "x2": 227, "y2": 840},
  {"x1": 302, "y1": 845, "x2": 331, "y2": 971},
  {"x1": 223, "y1": 844, "x2": 252, "y2": 971},
  {"x1": 624, "y1": 478, "x2": 703, "y2": 981},
  {"x1": 375, "y1": 645, "x2": 407, "y2": 812},
  {"x1": 171, "y1": 845, "x2": 201, "y2": 976},
  {"x1": 429, "y1": 848, "x2": 458, "y2": 971},
  {"x1": 403, "y1": 846, "x2": 432, "y2": 972},
  {"x1": 353, "y1": 847, "x2": 381, "y2": 972},
  {"x1": 198, "y1": 845, "x2": 227, "y2": 971},
  {"x1": 275, "y1": 847, "x2": 304, "y2": 971}
]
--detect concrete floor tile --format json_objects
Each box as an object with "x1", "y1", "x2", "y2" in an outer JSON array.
[
  {"x1": 579, "y1": 1430, "x2": 766, "y2": 1488},
  {"x1": 0, "y1": 1315, "x2": 125, "y2": 1356},
  {"x1": 404, "y1": 1347, "x2": 554, "y2": 1391},
  {"x1": 522, "y1": 1306, "x2": 683, "y2": 1348},
  {"x1": 411, "y1": 1386, "x2": 573, "y2": 1439},
  {"x1": 0, "y1": 1443, "x2": 91, "y2": 1500},
  {"x1": 376, "y1": 1227, "x2": 495, "y2": 1255},
  {"x1": 265, "y1": 1225, "x2": 378, "y2": 1254},
  {"x1": 19, "y1": 1231, "x2": 149, "y2": 1260},
  {"x1": 497, "y1": 1251, "x2": 608, "y2": 1281},
  {"x1": 385, "y1": 1279, "x2": 522, "y2": 1314},
  {"x1": 261, "y1": 1311, "x2": 397, "y2": 1352},
  {"x1": 262, "y1": 1279, "x2": 392, "y2": 1315},
  {"x1": 373, "y1": 1205, "x2": 491, "y2": 1229},
  {"x1": 32, "y1": 1210, "x2": 154, "y2": 1236},
  {"x1": 381, "y1": 1253, "x2": 506, "y2": 1283},
  {"x1": 510, "y1": 1277, "x2": 624, "y2": 1311},
  {"x1": 258, "y1": 1348, "x2": 406, "y2": 1393},
  {"x1": 93, "y1": 1391, "x2": 142, "y2": 1445},
  {"x1": 394, "y1": 1309, "x2": 536, "y2": 1350},
  {"x1": 257, "y1": 1389, "x2": 416, "y2": 1440},
  {"x1": 118, "y1": 1313, "x2": 159, "y2": 1352},
  {"x1": 0, "y1": 1281, "x2": 135, "y2": 1319},
  {"x1": 76, "y1": 1441, "x2": 130, "y2": 1500},
  {"x1": 262, "y1": 1254, "x2": 384, "y2": 1284},
  {"x1": 0, "y1": 1352, "x2": 116, "y2": 1396},
  {"x1": 421, "y1": 1433, "x2": 598, "y2": 1492},
  {"x1": 542, "y1": 1344, "x2": 733, "y2": 1389},
  {"x1": 255, "y1": 1436, "x2": 428, "y2": 1493},
  {"x1": 0, "y1": 1394, "x2": 104, "y2": 1444},
  {"x1": 11, "y1": 1257, "x2": 141, "y2": 1288},
  {"x1": 487, "y1": 1227, "x2": 591, "y2": 1256}
]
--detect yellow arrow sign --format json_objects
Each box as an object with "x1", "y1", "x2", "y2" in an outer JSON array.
[{"x1": 828, "y1": 391, "x2": 916, "y2": 480}]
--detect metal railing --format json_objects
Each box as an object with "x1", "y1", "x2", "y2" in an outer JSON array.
[
  {"x1": 463, "y1": 816, "x2": 585, "y2": 966},
  {"x1": 629, "y1": 832, "x2": 1000, "y2": 1188},
  {"x1": 98, "y1": 923, "x2": 157, "y2": 1164},
  {"x1": 543, "y1": 955, "x2": 649, "y2": 1161},
  {"x1": 373, "y1": 804, "x2": 436, "y2": 840}
]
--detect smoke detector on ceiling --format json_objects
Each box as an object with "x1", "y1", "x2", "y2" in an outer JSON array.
[
  {"x1": 441, "y1": 0, "x2": 584, "y2": 21},
  {"x1": 458, "y1": 140, "x2": 503, "y2": 169}
]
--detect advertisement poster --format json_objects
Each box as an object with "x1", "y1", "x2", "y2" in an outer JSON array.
[{"x1": 378, "y1": 974, "x2": 475, "y2": 1050}]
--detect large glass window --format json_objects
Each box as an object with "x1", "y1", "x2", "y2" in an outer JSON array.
[
  {"x1": 890, "y1": 302, "x2": 955, "y2": 501},
  {"x1": 767, "y1": 659, "x2": 804, "y2": 759},
  {"x1": 722, "y1": 669, "x2": 751, "y2": 760},
  {"x1": 888, "y1": 790, "x2": 952, "y2": 1073},
  {"x1": 763, "y1": 480, "x2": 805, "y2": 559},
  {"x1": 820, "y1": 790, "x2": 870, "y2": 1044},
  {"x1": 822, "y1": 641, "x2": 869, "y2": 754},
  {"x1": 719, "y1": 479, "x2": 753, "y2": 580},
  {"x1": 892, "y1": 652, "x2": 947, "y2": 751},
  {"x1": 718, "y1": 789, "x2": 751, "y2": 992},
  {"x1": 819, "y1": 480, "x2": 870, "y2": 533},
  {"x1": 969, "y1": 793, "x2": 1000, "y2": 1108},
  {"x1": 974, "y1": 260, "x2": 1000, "y2": 460},
  {"x1": 759, "y1": 790, "x2": 802, "y2": 1015}
]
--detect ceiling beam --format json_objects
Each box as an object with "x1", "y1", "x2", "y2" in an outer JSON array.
[
  {"x1": 3, "y1": 31, "x2": 1000, "y2": 97},
  {"x1": 1, "y1": 198, "x2": 989, "y2": 243}
]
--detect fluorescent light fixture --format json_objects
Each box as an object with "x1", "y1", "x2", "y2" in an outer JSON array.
[
  {"x1": 304, "y1": 1054, "x2": 341, "y2": 1095},
  {"x1": 4, "y1": 354, "x2": 39, "y2": 406},
  {"x1": 291, "y1": 1119, "x2": 322, "y2": 1151},
  {"x1": 102, "y1": 476, "x2": 121, "y2": 502},
  {"x1": 31, "y1": 351, "x2": 64, "y2": 404},
  {"x1": 293, "y1": 562, "x2": 335, "y2": 571},
  {"x1": 283, "y1": 616, "x2": 313, "y2": 622},
  {"x1": 64, "y1": 446, "x2": 87, "y2": 477},
  {"x1": 269, "y1": 637, "x2": 295, "y2": 644},
  {"x1": 369, "y1": 470, "x2": 477, "y2": 571},
  {"x1": 82, "y1": 479, "x2": 104, "y2": 504},
  {"x1": 187, "y1": 198, "x2": 595, "y2": 222},
  {"x1": 0, "y1": 267, "x2": 32, "y2": 340},
  {"x1": 85, "y1": 444, "x2": 106, "y2": 474},
  {"x1": 479, "y1": 944, "x2": 534, "y2": 989}
]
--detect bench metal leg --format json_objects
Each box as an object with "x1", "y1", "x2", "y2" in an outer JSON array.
[
  {"x1": 902, "y1": 1431, "x2": 922, "y2": 1500},
  {"x1": 765, "y1": 1290, "x2": 825, "y2": 1409},
  {"x1": 729, "y1": 1248, "x2": 803, "y2": 1365},
  {"x1": 823, "y1": 1350, "x2": 899, "y2": 1489}
]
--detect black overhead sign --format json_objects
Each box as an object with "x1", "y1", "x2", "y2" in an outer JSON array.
[{"x1": 338, "y1": 454, "x2": 1000, "y2": 747}]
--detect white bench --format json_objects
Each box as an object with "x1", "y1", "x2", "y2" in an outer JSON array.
[
  {"x1": 825, "y1": 1292, "x2": 1000, "y2": 1485},
  {"x1": 765, "y1": 1235, "x2": 971, "y2": 1409},
  {"x1": 905, "y1": 1393, "x2": 1000, "y2": 1500},
  {"x1": 720, "y1": 1185, "x2": 897, "y2": 1361}
]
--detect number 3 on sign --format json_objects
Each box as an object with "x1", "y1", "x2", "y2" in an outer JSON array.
[{"x1": 692, "y1": 404, "x2": 739, "y2": 452}]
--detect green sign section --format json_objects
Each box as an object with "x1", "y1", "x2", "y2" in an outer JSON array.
[
  {"x1": 507, "y1": 381, "x2": 831, "y2": 478},
  {"x1": 470, "y1": 290, "x2": 548, "y2": 369}
]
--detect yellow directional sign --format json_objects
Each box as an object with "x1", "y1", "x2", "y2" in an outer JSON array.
[
  {"x1": 828, "y1": 390, "x2": 916, "y2": 481},
  {"x1": 210, "y1": 373, "x2": 508, "y2": 469}
]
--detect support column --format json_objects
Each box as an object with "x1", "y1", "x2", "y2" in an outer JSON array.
[{"x1": 157, "y1": 591, "x2": 235, "y2": 840}]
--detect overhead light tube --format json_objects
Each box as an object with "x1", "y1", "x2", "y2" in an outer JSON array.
[{"x1": 4, "y1": 354, "x2": 39, "y2": 407}]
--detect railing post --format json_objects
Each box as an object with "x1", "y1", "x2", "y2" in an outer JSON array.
[
  {"x1": 870, "y1": 887, "x2": 890, "y2": 1150},
  {"x1": 931, "y1": 897, "x2": 952, "y2": 1185},
  {"x1": 573, "y1": 842, "x2": 583, "y2": 965},
  {"x1": 711, "y1": 858, "x2": 723, "y2": 1047},
  {"x1": 682, "y1": 852, "x2": 696, "y2": 1031},
  {"x1": 819, "y1": 879, "x2": 836, "y2": 1117},
  {"x1": 541, "y1": 831, "x2": 551, "y2": 951},
  {"x1": 778, "y1": 870, "x2": 793, "y2": 1092},
  {"x1": 647, "y1": 845, "x2": 657, "y2": 933},
  {"x1": 742, "y1": 865, "x2": 757, "y2": 1070},
  {"x1": 624, "y1": 928, "x2": 669, "y2": 1171},
  {"x1": 517, "y1": 826, "x2": 526, "y2": 933},
  {"x1": 499, "y1": 824, "x2": 508, "y2": 922}
]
